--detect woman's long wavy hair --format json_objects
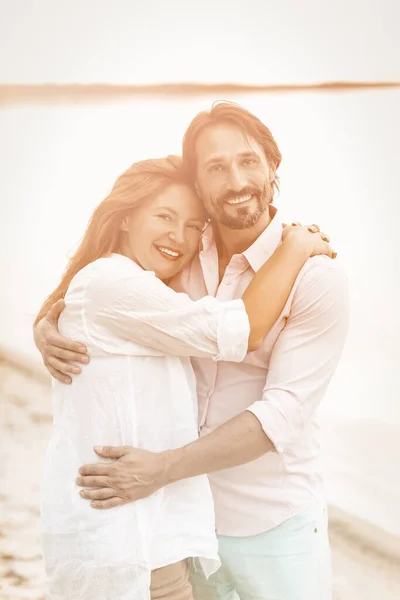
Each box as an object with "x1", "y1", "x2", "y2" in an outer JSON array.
[{"x1": 34, "y1": 155, "x2": 190, "y2": 326}]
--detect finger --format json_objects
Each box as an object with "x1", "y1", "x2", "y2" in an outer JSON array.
[
  {"x1": 282, "y1": 222, "x2": 287, "y2": 228},
  {"x1": 45, "y1": 363, "x2": 72, "y2": 384},
  {"x1": 76, "y1": 475, "x2": 111, "y2": 488},
  {"x1": 91, "y1": 497, "x2": 125, "y2": 510},
  {"x1": 308, "y1": 224, "x2": 320, "y2": 233},
  {"x1": 46, "y1": 299, "x2": 65, "y2": 325},
  {"x1": 80, "y1": 487, "x2": 119, "y2": 501},
  {"x1": 320, "y1": 232, "x2": 330, "y2": 243},
  {"x1": 47, "y1": 345, "x2": 88, "y2": 365},
  {"x1": 47, "y1": 356, "x2": 81, "y2": 376},
  {"x1": 323, "y1": 243, "x2": 337, "y2": 259},
  {"x1": 79, "y1": 462, "x2": 112, "y2": 477},
  {"x1": 47, "y1": 335, "x2": 89, "y2": 356},
  {"x1": 93, "y1": 445, "x2": 131, "y2": 459}
]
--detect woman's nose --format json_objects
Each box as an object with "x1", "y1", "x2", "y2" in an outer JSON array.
[{"x1": 168, "y1": 225, "x2": 185, "y2": 246}]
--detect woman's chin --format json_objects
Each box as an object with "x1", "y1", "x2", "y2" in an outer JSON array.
[
  {"x1": 153, "y1": 261, "x2": 185, "y2": 281},
  {"x1": 146, "y1": 249, "x2": 194, "y2": 280}
]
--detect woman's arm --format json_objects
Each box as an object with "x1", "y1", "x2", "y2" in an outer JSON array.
[
  {"x1": 84, "y1": 226, "x2": 332, "y2": 359},
  {"x1": 242, "y1": 226, "x2": 332, "y2": 348},
  {"x1": 34, "y1": 225, "x2": 334, "y2": 379}
]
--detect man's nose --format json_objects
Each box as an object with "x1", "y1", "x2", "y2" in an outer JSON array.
[{"x1": 227, "y1": 165, "x2": 247, "y2": 193}]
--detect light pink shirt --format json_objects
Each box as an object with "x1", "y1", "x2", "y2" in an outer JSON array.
[{"x1": 171, "y1": 209, "x2": 349, "y2": 536}]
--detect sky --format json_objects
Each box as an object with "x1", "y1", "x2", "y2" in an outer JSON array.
[{"x1": 0, "y1": 0, "x2": 399, "y2": 85}]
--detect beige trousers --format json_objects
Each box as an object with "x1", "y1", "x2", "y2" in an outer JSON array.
[{"x1": 150, "y1": 560, "x2": 194, "y2": 600}]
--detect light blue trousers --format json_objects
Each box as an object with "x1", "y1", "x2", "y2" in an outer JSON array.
[{"x1": 190, "y1": 503, "x2": 332, "y2": 600}]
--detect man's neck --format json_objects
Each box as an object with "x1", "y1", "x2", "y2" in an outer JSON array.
[{"x1": 214, "y1": 206, "x2": 273, "y2": 262}]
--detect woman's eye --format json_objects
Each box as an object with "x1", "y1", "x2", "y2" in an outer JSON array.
[
  {"x1": 158, "y1": 214, "x2": 172, "y2": 221},
  {"x1": 188, "y1": 224, "x2": 203, "y2": 232}
]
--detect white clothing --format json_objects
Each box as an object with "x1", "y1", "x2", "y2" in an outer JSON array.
[{"x1": 41, "y1": 253, "x2": 250, "y2": 600}]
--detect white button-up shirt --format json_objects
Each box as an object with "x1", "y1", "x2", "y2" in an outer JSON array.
[
  {"x1": 171, "y1": 209, "x2": 349, "y2": 536},
  {"x1": 41, "y1": 253, "x2": 250, "y2": 600}
]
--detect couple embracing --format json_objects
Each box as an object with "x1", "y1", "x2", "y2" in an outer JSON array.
[{"x1": 34, "y1": 102, "x2": 348, "y2": 600}]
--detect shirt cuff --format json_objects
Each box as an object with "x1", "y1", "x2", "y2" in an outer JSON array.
[
  {"x1": 212, "y1": 299, "x2": 250, "y2": 363},
  {"x1": 246, "y1": 397, "x2": 303, "y2": 455}
]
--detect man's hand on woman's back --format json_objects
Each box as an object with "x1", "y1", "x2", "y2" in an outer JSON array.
[{"x1": 33, "y1": 299, "x2": 90, "y2": 383}]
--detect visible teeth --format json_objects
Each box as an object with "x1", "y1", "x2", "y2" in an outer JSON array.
[
  {"x1": 157, "y1": 246, "x2": 180, "y2": 257},
  {"x1": 226, "y1": 194, "x2": 252, "y2": 205}
]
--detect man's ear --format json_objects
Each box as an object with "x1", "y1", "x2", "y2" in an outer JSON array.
[{"x1": 269, "y1": 168, "x2": 276, "y2": 183}]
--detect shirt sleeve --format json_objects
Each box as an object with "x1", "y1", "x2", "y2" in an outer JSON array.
[
  {"x1": 247, "y1": 259, "x2": 349, "y2": 454},
  {"x1": 83, "y1": 258, "x2": 250, "y2": 362}
]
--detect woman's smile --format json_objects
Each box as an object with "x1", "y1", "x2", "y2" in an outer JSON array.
[{"x1": 153, "y1": 244, "x2": 184, "y2": 261}]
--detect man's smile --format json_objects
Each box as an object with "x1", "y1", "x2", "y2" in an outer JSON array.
[{"x1": 225, "y1": 194, "x2": 253, "y2": 206}]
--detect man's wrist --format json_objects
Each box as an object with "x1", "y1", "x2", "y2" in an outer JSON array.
[{"x1": 160, "y1": 446, "x2": 188, "y2": 485}]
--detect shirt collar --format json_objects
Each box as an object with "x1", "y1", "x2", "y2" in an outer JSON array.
[{"x1": 201, "y1": 206, "x2": 283, "y2": 272}]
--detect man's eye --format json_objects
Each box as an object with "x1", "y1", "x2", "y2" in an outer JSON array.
[
  {"x1": 158, "y1": 214, "x2": 172, "y2": 221},
  {"x1": 242, "y1": 158, "x2": 257, "y2": 166},
  {"x1": 208, "y1": 164, "x2": 224, "y2": 173}
]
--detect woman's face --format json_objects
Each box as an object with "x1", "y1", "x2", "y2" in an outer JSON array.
[{"x1": 120, "y1": 183, "x2": 207, "y2": 280}]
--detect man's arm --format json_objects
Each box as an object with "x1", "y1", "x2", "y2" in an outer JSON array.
[
  {"x1": 77, "y1": 258, "x2": 349, "y2": 508},
  {"x1": 33, "y1": 300, "x2": 89, "y2": 383},
  {"x1": 162, "y1": 259, "x2": 349, "y2": 480}
]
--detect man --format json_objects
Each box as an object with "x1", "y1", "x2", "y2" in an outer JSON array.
[{"x1": 35, "y1": 102, "x2": 348, "y2": 599}]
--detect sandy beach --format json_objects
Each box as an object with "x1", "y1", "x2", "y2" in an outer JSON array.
[{"x1": 1, "y1": 352, "x2": 399, "y2": 600}]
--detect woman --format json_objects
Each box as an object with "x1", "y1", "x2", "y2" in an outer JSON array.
[{"x1": 34, "y1": 156, "x2": 333, "y2": 600}]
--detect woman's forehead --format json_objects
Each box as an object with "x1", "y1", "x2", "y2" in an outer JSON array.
[{"x1": 150, "y1": 183, "x2": 205, "y2": 218}]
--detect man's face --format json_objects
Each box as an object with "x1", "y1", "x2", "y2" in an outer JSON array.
[{"x1": 194, "y1": 123, "x2": 274, "y2": 230}]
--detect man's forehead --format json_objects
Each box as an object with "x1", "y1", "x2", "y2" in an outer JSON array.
[{"x1": 195, "y1": 123, "x2": 264, "y2": 163}]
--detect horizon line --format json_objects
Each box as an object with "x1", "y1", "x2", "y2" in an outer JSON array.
[{"x1": 0, "y1": 81, "x2": 399, "y2": 105}]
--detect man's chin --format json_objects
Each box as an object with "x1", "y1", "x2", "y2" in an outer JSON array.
[{"x1": 219, "y1": 207, "x2": 267, "y2": 230}]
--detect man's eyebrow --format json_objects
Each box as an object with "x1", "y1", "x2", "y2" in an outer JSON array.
[
  {"x1": 239, "y1": 151, "x2": 259, "y2": 159},
  {"x1": 203, "y1": 151, "x2": 259, "y2": 168}
]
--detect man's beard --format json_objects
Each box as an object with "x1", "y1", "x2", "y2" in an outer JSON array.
[{"x1": 208, "y1": 184, "x2": 273, "y2": 230}]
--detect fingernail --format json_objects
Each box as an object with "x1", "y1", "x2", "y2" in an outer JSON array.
[
  {"x1": 80, "y1": 490, "x2": 85, "y2": 497},
  {"x1": 94, "y1": 446, "x2": 102, "y2": 452},
  {"x1": 72, "y1": 367, "x2": 81, "y2": 374},
  {"x1": 64, "y1": 378, "x2": 72, "y2": 384},
  {"x1": 81, "y1": 356, "x2": 90, "y2": 364}
]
